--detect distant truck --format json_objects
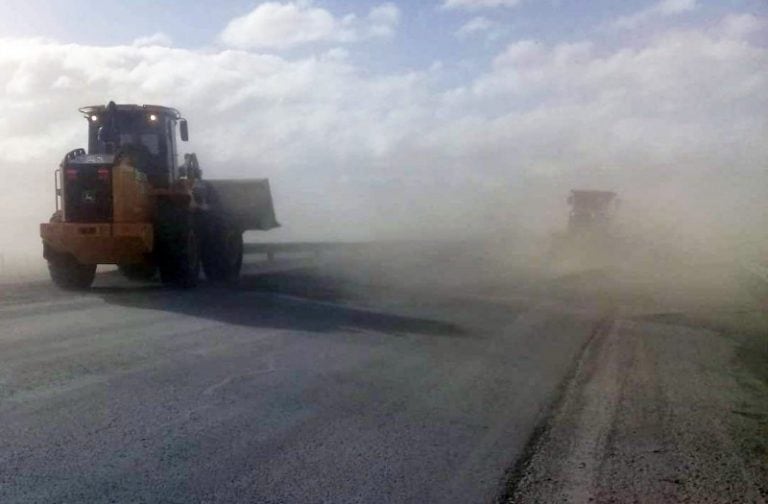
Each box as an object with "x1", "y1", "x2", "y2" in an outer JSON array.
[
  {"x1": 567, "y1": 190, "x2": 619, "y2": 234},
  {"x1": 549, "y1": 190, "x2": 620, "y2": 266},
  {"x1": 40, "y1": 101, "x2": 279, "y2": 289}
]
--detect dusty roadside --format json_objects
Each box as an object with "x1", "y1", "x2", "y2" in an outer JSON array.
[{"x1": 504, "y1": 264, "x2": 768, "y2": 503}]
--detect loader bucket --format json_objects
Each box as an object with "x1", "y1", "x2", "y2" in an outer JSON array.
[{"x1": 204, "y1": 179, "x2": 280, "y2": 231}]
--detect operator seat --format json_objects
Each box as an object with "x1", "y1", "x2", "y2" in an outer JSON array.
[{"x1": 115, "y1": 143, "x2": 168, "y2": 187}]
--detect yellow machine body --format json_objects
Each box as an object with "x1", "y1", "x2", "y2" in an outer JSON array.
[
  {"x1": 40, "y1": 222, "x2": 153, "y2": 265},
  {"x1": 41, "y1": 158, "x2": 155, "y2": 265}
]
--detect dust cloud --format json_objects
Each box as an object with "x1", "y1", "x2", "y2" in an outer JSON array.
[
  {"x1": 2, "y1": 151, "x2": 767, "y2": 301},
  {"x1": 0, "y1": 164, "x2": 51, "y2": 282},
  {"x1": 300, "y1": 163, "x2": 768, "y2": 313}
]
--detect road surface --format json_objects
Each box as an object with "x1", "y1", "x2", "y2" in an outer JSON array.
[{"x1": 0, "y1": 261, "x2": 608, "y2": 504}]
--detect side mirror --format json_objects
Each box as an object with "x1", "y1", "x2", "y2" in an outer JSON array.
[{"x1": 179, "y1": 119, "x2": 189, "y2": 142}]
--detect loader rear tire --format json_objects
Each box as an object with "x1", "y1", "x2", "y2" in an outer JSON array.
[
  {"x1": 47, "y1": 253, "x2": 96, "y2": 290},
  {"x1": 155, "y1": 201, "x2": 200, "y2": 289},
  {"x1": 201, "y1": 220, "x2": 243, "y2": 284}
]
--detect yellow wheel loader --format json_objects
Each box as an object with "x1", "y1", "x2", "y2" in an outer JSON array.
[{"x1": 40, "y1": 101, "x2": 279, "y2": 289}]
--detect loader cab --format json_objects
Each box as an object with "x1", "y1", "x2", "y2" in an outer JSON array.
[{"x1": 80, "y1": 103, "x2": 188, "y2": 188}]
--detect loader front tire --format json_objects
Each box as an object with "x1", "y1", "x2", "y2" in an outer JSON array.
[
  {"x1": 201, "y1": 220, "x2": 243, "y2": 284},
  {"x1": 155, "y1": 201, "x2": 200, "y2": 289},
  {"x1": 47, "y1": 252, "x2": 96, "y2": 290}
]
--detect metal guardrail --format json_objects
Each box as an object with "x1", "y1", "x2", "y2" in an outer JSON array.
[
  {"x1": 243, "y1": 242, "x2": 363, "y2": 254},
  {"x1": 243, "y1": 239, "x2": 477, "y2": 259}
]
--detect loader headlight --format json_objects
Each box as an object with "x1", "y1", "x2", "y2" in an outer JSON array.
[
  {"x1": 149, "y1": 114, "x2": 158, "y2": 122},
  {"x1": 90, "y1": 115, "x2": 99, "y2": 122}
]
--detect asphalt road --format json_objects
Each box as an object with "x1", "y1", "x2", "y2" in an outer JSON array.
[{"x1": 0, "y1": 262, "x2": 608, "y2": 504}]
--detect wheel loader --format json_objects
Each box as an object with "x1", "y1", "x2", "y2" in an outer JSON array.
[{"x1": 40, "y1": 101, "x2": 279, "y2": 289}]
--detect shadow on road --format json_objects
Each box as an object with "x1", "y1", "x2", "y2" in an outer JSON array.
[{"x1": 93, "y1": 271, "x2": 468, "y2": 339}]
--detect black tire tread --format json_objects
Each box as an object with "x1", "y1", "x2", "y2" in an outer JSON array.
[
  {"x1": 48, "y1": 253, "x2": 96, "y2": 290},
  {"x1": 154, "y1": 200, "x2": 199, "y2": 289},
  {"x1": 200, "y1": 217, "x2": 243, "y2": 284}
]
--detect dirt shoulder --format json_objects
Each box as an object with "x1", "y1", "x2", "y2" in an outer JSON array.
[{"x1": 504, "y1": 265, "x2": 768, "y2": 503}]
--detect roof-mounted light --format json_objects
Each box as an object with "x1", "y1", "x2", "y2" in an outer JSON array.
[
  {"x1": 149, "y1": 114, "x2": 158, "y2": 122},
  {"x1": 90, "y1": 115, "x2": 99, "y2": 122}
]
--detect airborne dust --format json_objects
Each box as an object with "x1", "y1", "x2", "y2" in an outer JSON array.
[{"x1": 2, "y1": 154, "x2": 768, "y2": 299}]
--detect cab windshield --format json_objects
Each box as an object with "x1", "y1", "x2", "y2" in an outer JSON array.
[{"x1": 88, "y1": 110, "x2": 166, "y2": 159}]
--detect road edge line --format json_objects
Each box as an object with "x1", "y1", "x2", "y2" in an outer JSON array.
[{"x1": 495, "y1": 309, "x2": 617, "y2": 503}]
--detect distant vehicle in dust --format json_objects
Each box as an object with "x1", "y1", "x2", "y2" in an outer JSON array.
[
  {"x1": 567, "y1": 190, "x2": 619, "y2": 235},
  {"x1": 549, "y1": 189, "x2": 621, "y2": 268}
]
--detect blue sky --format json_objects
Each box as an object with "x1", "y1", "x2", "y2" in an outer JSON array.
[
  {"x1": 3, "y1": 1, "x2": 764, "y2": 68},
  {"x1": 1, "y1": 0, "x2": 764, "y2": 91}
]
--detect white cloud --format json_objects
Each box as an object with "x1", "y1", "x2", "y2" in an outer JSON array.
[
  {"x1": 656, "y1": 0, "x2": 697, "y2": 15},
  {"x1": 367, "y1": 3, "x2": 401, "y2": 38},
  {"x1": 219, "y1": 2, "x2": 399, "y2": 50},
  {"x1": 720, "y1": 13, "x2": 766, "y2": 39},
  {"x1": 451, "y1": 22, "x2": 768, "y2": 181},
  {"x1": 443, "y1": 0, "x2": 522, "y2": 9},
  {"x1": 490, "y1": 39, "x2": 548, "y2": 67},
  {"x1": 132, "y1": 32, "x2": 173, "y2": 47},
  {"x1": 456, "y1": 16, "x2": 494, "y2": 37},
  {"x1": 220, "y1": 2, "x2": 349, "y2": 49},
  {"x1": 614, "y1": 0, "x2": 697, "y2": 30}
]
